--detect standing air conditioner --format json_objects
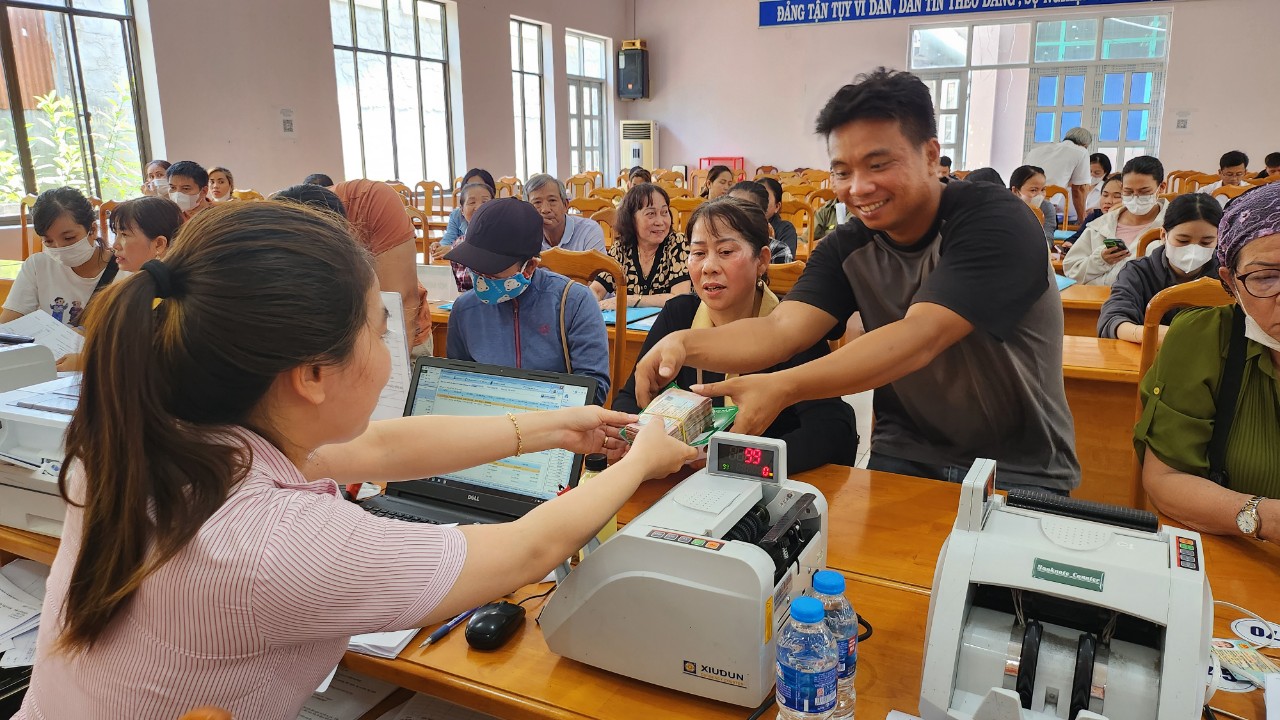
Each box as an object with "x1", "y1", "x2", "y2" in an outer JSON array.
[{"x1": 620, "y1": 120, "x2": 658, "y2": 170}]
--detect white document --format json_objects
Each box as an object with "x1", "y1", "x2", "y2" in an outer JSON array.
[
  {"x1": 0, "y1": 573, "x2": 41, "y2": 640},
  {"x1": 1, "y1": 558, "x2": 50, "y2": 599},
  {"x1": 1267, "y1": 673, "x2": 1280, "y2": 720},
  {"x1": 377, "y1": 693, "x2": 498, "y2": 720},
  {"x1": 886, "y1": 713, "x2": 923, "y2": 720},
  {"x1": 315, "y1": 664, "x2": 338, "y2": 693},
  {"x1": 371, "y1": 291, "x2": 411, "y2": 422},
  {"x1": 297, "y1": 666, "x2": 398, "y2": 720},
  {"x1": 0, "y1": 310, "x2": 84, "y2": 358},
  {"x1": 0, "y1": 626, "x2": 37, "y2": 668},
  {"x1": 347, "y1": 628, "x2": 418, "y2": 659}
]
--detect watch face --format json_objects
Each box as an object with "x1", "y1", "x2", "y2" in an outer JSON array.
[{"x1": 1238, "y1": 511, "x2": 1259, "y2": 535}]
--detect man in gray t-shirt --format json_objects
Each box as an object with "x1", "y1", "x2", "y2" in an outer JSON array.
[{"x1": 632, "y1": 69, "x2": 1080, "y2": 493}]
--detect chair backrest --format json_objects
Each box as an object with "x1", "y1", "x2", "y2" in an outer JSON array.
[
  {"x1": 589, "y1": 187, "x2": 624, "y2": 204},
  {"x1": 668, "y1": 196, "x2": 705, "y2": 234},
  {"x1": 780, "y1": 184, "x2": 815, "y2": 201},
  {"x1": 664, "y1": 186, "x2": 693, "y2": 199},
  {"x1": 687, "y1": 168, "x2": 710, "y2": 198},
  {"x1": 404, "y1": 206, "x2": 431, "y2": 255},
  {"x1": 98, "y1": 200, "x2": 119, "y2": 246},
  {"x1": 801, "y1": 169, "x2": 831, "y2": 188},
  {"x1": 568, "y1": 197, "x2": 612, "y2": 216},
  {"x1": 1165, "y1": 170, "x2": 1197, "y2": 194},
  {"x1": 754, "y1": 165, "x2": 779, "y2": 178},
  {"x1": 498, "y1": 176, "x2": 524, "y2": 199},
  {"x1": 1043, "y1": 185, "x2": 1069, "y2": 228},
  {"x1": 452, "y1": 175, "x2": 465, "y2": 205},
  {"x1": 539, "y1": 247, "x2": 627, "y2": 406},
  {"x1": 654, "y1": 170, "x2": 683, "y2": 187},
  {"x1": 385, "y1": 182, "x2": 413, "y2": 206},
  {"x1": 1212, "y1": 184, "x2": 1250, "y2": 203},
  {"x1": 566, "y1": 174, "x2": 596, "y2": 199},
  {"x1": 779, "y1": 200, "x2": 814, "y2": 245},
  {"x1": 585, "y1": 170, "x2": 603, "y2": 187},
  {"x1": 806, "y1": 188, "x2": 836, "y2": 211},
  {"x1": 1158, "y1": 192, "x2": 1181, "y2": 203},
  {"x1": 1136, "y1": 226, "x2": 1164, "y2": 257},
  {"x1": 232, "y1": 189, "x2": 264, "y2": 201},
  {"x1": 953, "y1": 170, "x2": 970, "y2": 180},
  {"x1": 1185, "y1": 173, "x2": 1220, "y2": 192},
  {"x1": 1131, "y1": 276, "x2": 1235, "y2": 506},
  {"x1": 766, "y1": 261, "x2": 806, "y2": 297},
  {"x1": 416, "y1": 180, "x2": 445, "y2": 216},
  {"x1": 590, "y1": 207, "x2": 616, "y2": 248},
  {"x1": 19, "y1": 194, "x2": 38, "y2": 260},
  {"x1": 1029, "y1": 202, "x2": 1045, "y2": 227}
]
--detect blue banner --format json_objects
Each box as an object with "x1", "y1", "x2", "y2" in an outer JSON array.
[{"x1": 760, "y1": 0, "x2": 1167, "y2": 27}]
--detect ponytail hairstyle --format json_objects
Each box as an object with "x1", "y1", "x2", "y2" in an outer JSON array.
[{"x1": 58, "y1": 200, "x2": 375, "y2": 652}]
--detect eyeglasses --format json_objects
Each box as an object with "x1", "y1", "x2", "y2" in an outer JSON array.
[{"x1": 1236, "y1": 268, "x2": 1280, "y2": 299}]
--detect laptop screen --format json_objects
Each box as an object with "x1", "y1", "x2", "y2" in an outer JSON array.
[{"x1": 391, "y1": 358, "x2": 596, "y2": 518}]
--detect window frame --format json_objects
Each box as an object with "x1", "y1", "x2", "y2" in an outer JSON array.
[
  {"x1": 510, "y1": 17, "x2": 546, "y2": 180},
  {"x1": 0, "y1": 0, "x2": 150, "y2": 218},
  {"x1": 564, "y1": 30, "x2": 607, "y2": 177},
  {"x1": 331, "y1": 0, "x2": 455, "y2": 184}
]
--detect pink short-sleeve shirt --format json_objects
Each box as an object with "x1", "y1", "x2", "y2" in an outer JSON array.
[{"x1": 16, "y1": 430, "x2": 466, "y2": 720}]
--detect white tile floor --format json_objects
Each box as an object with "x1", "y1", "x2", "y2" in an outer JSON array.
[{"x1": 844, "y1": 390, "x2": 873, "y2": 469}]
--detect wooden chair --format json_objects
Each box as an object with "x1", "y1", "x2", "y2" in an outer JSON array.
[
  {"x1": 589, "y1": 187, "x2": 624, "y2": 204},
  {"x1": 585, "y1": 170, "x2": 603, "y2": 188},
  {"x1": 781, "y1": 184, "x2": 815, "y2": 201},
  {"x1": 1131, "y1": 277, "x2": 1235, "y2": 507},
  {"x1": 452, "y1": 175, "x2": 465, "y2": 206},
  {"x1": 538, "y1": 248, "x2": 627, "y2": 406},
  {"x1": 404, "y1": 206, "x2": 432, "y2": 255},
  {"x1": 416, "y1": 180, "x2": 445, "y2": 216},
  {"x1": 1184, "y1": 173, "x2": 1220, "y2": 192},
  {"x1": 766, "y1": 261, "x2": 806, "y2": 297},
  {"x1": 668, "y1": 197, "x2": 705, "y2": 234},
  {"x1": 806, "y1": 188, "x2": 836, "y2": 212},
  {"x1": 566, "y1": 174, "x2": 596, "y2": 199},
  {"x1": 801, "y1": 169, "x2": 831, "y2": 188},
  {"x1": 664, "y1": 186, "x2": 693, "y2": 199},
  {"x1": 616, "y1": 170, "x2": 629, "y2": 188},
  {"x1": 385, "y1": 182, "x2": 413, "y2": 206},
  {"x1": 654, "y1": 170, "x2": 684, "y2": 188},
  {"x1": 754, "y1": 165, "x2": 779, "y2": 178},
  {"x1": 178, "y1": 708, "x2": 232, "y2": 720},
  {"x1": 687, "y1": 168, "x2": 710, "y2": 198},
  {"x1": 232, "y1": 189, "x2": 264, "y2": 201},
  {"x1": 1213, "y1": 184, "x2": 1250, "y2": 204},
  {"x1": 98, "y1": 200, "x2": 119, "y2": 245},
  {"x1": 776, "y1": 172, "x2": 803, "y2": 184},
  {"x1": 495, "y1": 180, "x2": 521, "y2": 199},
  {"x1": 498, "y1": 176, "x2": 524, "y2": 199},
  {"x1": 1136, "y1": 226, "x2": 1164, "y2": 257},
  {"x1": 779, "y1": 200, "x2": 814, "y2": 246},
  {"x1": 1158, "y1": 192, "x2": 1181, "y2": 203},
  {"x1": 1029, "y1": 203, "x2": 1045, "y2": 228},
  {"x1": 1043, "y1": 185, "x2": 1070, "y2": 229},
  {"x1": 1166, "y1": 170, "x2": 1197, "y2": 194},
  {"x1": 568, "y1": 197, "x2": 612, "y2": 216},
  {"x1": 953, "y1": 170, "x2": 970, "y2": 180},
  {"x1": 19, "y1": 194, "x2": 38, "y2": 260},
  {"x1": 590, "y1": 207, "x2": 617, "y2": 248}
]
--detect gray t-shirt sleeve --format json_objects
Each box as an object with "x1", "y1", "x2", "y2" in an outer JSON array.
[{"x1": 782, "y1": 227, "x2": 859, "y2": 339}]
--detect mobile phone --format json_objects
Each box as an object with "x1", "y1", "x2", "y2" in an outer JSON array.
[{"x1": 1103, "y1": 238, "x2": 1128, "y2": 252}]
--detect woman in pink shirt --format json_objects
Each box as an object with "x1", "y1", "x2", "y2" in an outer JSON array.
[{"x1": 16, "y1": 201, "x2": 694, "y2": 720}]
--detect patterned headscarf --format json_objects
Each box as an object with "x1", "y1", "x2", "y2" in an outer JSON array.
[{"x1": 1217, "y1": 182, "x2": 1280, "y2": 272}]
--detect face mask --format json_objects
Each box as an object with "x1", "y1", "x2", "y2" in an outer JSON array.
[
  {"x1": 1239, "y1": 301, "x2": 1280, "y2": 353},
  {"x1": 170, "y1": 190, "x2": 200, "y2": 212},
  {"x1": 1122, "y1": 194, "x2": 1158, "y2": 215},
  {"x1": 1165, "y1": 243, "x2": 1215, "y2": 275},
  {"x1": 470, "y1": 267, "x2": 532, "y2": 305},
  {"x1": 211, "y1": 192, "x2": 233, "y2": 203},
  {"x1": 1023, "y1": 193, "x2": 1045, "y2": 208},
  {"x1": 45, "y1": 235, "x2": 97, "y2": 268}
]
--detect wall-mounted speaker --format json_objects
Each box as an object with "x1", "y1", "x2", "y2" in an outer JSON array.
[{"x1": 618, "y1": 39, "x2": 649, "y2": 100}]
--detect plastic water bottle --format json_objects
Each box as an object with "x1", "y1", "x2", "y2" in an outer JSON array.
[
  {"x1": 813, "y1": 571, "x2": 857, "y2": 718},
  {"x1": 776, "y1": 596, "x2": 838, "y2": 719}
]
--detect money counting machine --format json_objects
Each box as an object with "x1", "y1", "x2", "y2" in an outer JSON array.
[
  {"x1": 0, "y1": 374, "x2": 77, "y2": 537},
  {"x1": 540, "y1": 432, "x2": 828, "y2": 707},
  {"x1": 921, "y1": 460, "x2": 1212, "y2": 720}
]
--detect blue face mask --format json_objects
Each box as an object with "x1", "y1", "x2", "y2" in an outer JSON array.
[{"x1": 470, "y1": 266, "x2": 533, "y2": 305}]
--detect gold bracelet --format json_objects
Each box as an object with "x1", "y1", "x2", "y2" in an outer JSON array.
[{"x1": 506, "y1": 412, "x2": 524, "y2": 457}]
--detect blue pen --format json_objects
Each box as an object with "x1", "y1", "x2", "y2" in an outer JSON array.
[{"x1": 418, "y1": 608, "x2": 476, "y2": 648}]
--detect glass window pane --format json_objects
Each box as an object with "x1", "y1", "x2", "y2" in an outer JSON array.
[
  {"x1": 1129, "y1": 72, "x2": 1152, "y2": 104},
  {"x1": 568, "y1": 83, "x2": 577, "y2": 115},
  {"x1": 335, "y1": 50, "x2": 363, "y2": 178},
  {"x1": 14, "y1": 9, "x2": 92, "y2": 194},
  {"x1": 569, "y1": 121, "x2": 578, "y2": 148},
  {"x1": 356, "y1": 53, "x2": 395, "y2": 180},
  {"x1": 1097, "y1": 147, "x2": 1118, "y2": 169},
  {"x1": 0, "y1": 46, "x2": 21, "y2": 216},
  {"x1": 509, "y1": 21, "x2": 520, "y2": 68},
  {"x1": 571, "y1": 150, "x2": 580, "y2": 177},
  {"x1": 388, "y1": 0, "x2": 415, "y2": 55},
  {"x1": 970, "y1": 23, "x2": 1030, "y2": 66},
  {"x1": 512, "y1": 74, "x2": 525, "y2": 177},
  {"x1": 1099, "y1": 110, "x2": 1122, "y2": 142},
  {"x1": 1063, "y1": 75, "x2": 1084, "y2": 106},
  {"x1": 1102, "y1": 73, "x2": 1125, "y2": 105},
  {"x1": 910, "y1": 27, "x2": 968, "y2": 69},
  {"x1": 74, "y1": 15, "x2": 141, "y2": 201},
  {"x1": 1126, "y1": 110, "x2": 1149, "y2": 141},
  {"x1": 922, "y1": 79, "x2": 937, "y2": 109},
  {"x1": 589, "y1": 84, "x2": 600, "y2": 116},
  {"x1": 1102, "y1": 15, "x2": 1168, "y2": 60},
  {"x1": 522, "y1": 23, "x2": 541, "y2": 74},
  {"x1": 584, "y1": 38, "x2": 605, "y2": 79},
  {"x1": 355, "y1": 0, "x2": 386, "y2": 51},
  {"x1": 417, "y1": 1, "x2": 444, "y2": 59},
  {"x1": 940, "y1": 79, "x2": 959, "y2": 110},
  {"x1": 1034, "y1": 19, "x2": 1096, "y2": 62},
  {"x1": 524, "y1": 74, "x2": 543, "y2": 175},
  {"x1": 566, "y1": 34, "x2": 582, "y2": 76},
  {"x1": 420, "y1": 61, "x2": 450, "y2": 183},
  {"x1": 331, "y1": 0, "x2": 353, "y2": 45},
  {"x1": 391, "y1": 57, "x2": 421, "y2": 181},
  {"x1": 73, "y1": 0, "x2": 126, "y2": 13},
  {"x1": 1036, "y1": 76, "x2": 1057, "y2": 106},
  {"x1": 940, "y1": 114, "x2": 957, "y2": 145},
  {"x1": 1061, "y1": 112, "x2": 1082, "y2": 135},
  {"x1": 1124, "y1": 146, "x2": 1146, "y2": 163},
  {"x1": 1034, "y1": 113, "x2": 1055, "y2": 144}
]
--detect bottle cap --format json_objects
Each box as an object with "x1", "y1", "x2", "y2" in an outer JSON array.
[
  {"x1": 584, "y1": 453, "x2": 608, "y2": 472},
  {"x1": 790, "y1": 596, "x2": 824, "y2": 624},
  {"x1": 812, "y1": 570, "x2": 845, "y2": 596}
]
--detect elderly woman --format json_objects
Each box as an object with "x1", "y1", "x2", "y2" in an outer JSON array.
[
  {"x1": 525, "y1": 173, "x2": 606, "y2": 252},
  {"x1": 1137, "y1": 183, "x2": 1280, "y2": 540},
  {"x1": 589, "y1": 182, "x2": 691, "y2": 310}
]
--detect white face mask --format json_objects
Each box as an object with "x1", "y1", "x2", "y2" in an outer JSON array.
[
  {"x1": 211, "y1": 192, "x2": 233, "y2": 203},
  {"x1": 1122, "y1": 194, "x2": 1158, "y2": 215},
  {"x1": 1164, "y1": 243, "x2": 1215, "y2": 275},
  {"x1": 1023, "y1": 193, "x2": 1045, "y2": 208},
  {"x1": 170, "y1": 190, "x2": 200, "y2": 212},
  {"x1": 45, "y1": 235, "x2": 97, "y2": 268},
  {"x1": 1240, "y1": 302, "x2": 1280, "y2": 352}
]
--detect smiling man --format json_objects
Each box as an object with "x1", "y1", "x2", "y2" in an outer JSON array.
[{"x1": 632, "y1": 68, "x2": 1080, "y2": 492}]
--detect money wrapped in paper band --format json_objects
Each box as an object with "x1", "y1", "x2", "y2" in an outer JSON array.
[{"x1": 620, "y1": 387, "x2": 713, "y2": 445}]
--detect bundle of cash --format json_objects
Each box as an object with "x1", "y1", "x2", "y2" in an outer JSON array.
[{"x1": 620, "y1": 387, "x2": 713, "y2": 445}]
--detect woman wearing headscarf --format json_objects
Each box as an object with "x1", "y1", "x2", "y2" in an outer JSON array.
[{"x1": 1136, "y1": 183, "x2": 1280, "y2": 539}]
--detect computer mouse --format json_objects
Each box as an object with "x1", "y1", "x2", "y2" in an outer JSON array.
[{"x1": 464, "y1": 600, "x2": 526, "y2": 651}]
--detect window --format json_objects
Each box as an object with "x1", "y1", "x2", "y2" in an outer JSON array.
[
  {"x1": 565, "y1": 31, "x2": 606, "y2": 177},
  {"x1": 0, "y1": 1, "x2": 147, "y2": 217},
  {"x1": 909, "y1": 12, "x2": 1168, "y2": 171},
  {"x1": 510, "y1": 18, "x2": 545, "y2": 180},
  {"x1": 331, "y1": 0, "x2": 453, "y2": 184}
]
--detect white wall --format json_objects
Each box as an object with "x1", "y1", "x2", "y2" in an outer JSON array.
[{"x1": 632, "y1": 0, "x2": 1277, "y2": 177}]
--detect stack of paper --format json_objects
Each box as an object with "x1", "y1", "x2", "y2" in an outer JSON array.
[
  {"x1": 0, "y1": 559, "x2": 49, "y2": 669},
  {"x1": 347, "y1": 628, "x2": 419, "y2": 659}
]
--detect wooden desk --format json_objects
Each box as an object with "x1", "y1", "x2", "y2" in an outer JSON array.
[
  {"x1": 1060, "y1": 283, "x2": 1110, "y2": 337},
  {"x1": 1061, "y1": 335, "x2": 1142, "y2": 508}
]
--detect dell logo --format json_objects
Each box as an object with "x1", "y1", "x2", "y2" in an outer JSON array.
[{"x1": 467, "y1": 494, "x2": 481, "y2": 503}]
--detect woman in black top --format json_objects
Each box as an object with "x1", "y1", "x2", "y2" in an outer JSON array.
[
  {"x1": 591, "y1": 183, "x2": 691, "y2": 309},
  {"x1": 613, "y1": 197, "x2": 858, "y2": 473}
]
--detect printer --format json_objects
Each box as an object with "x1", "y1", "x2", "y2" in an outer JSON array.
[
  {"x1": 540, "y1": 431, "x2": 828, "y2": 707},
  {"x1": 921, "y1": 460, "x2": 1212, "y2": 720},
  {"x1": 0, "y1": 374, "x2": 78, "y2": 537}
]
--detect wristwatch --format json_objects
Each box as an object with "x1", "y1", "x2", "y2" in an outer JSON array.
[{"x1": 1235, "y1": 496, "x2": 1265, "y2": 540}]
